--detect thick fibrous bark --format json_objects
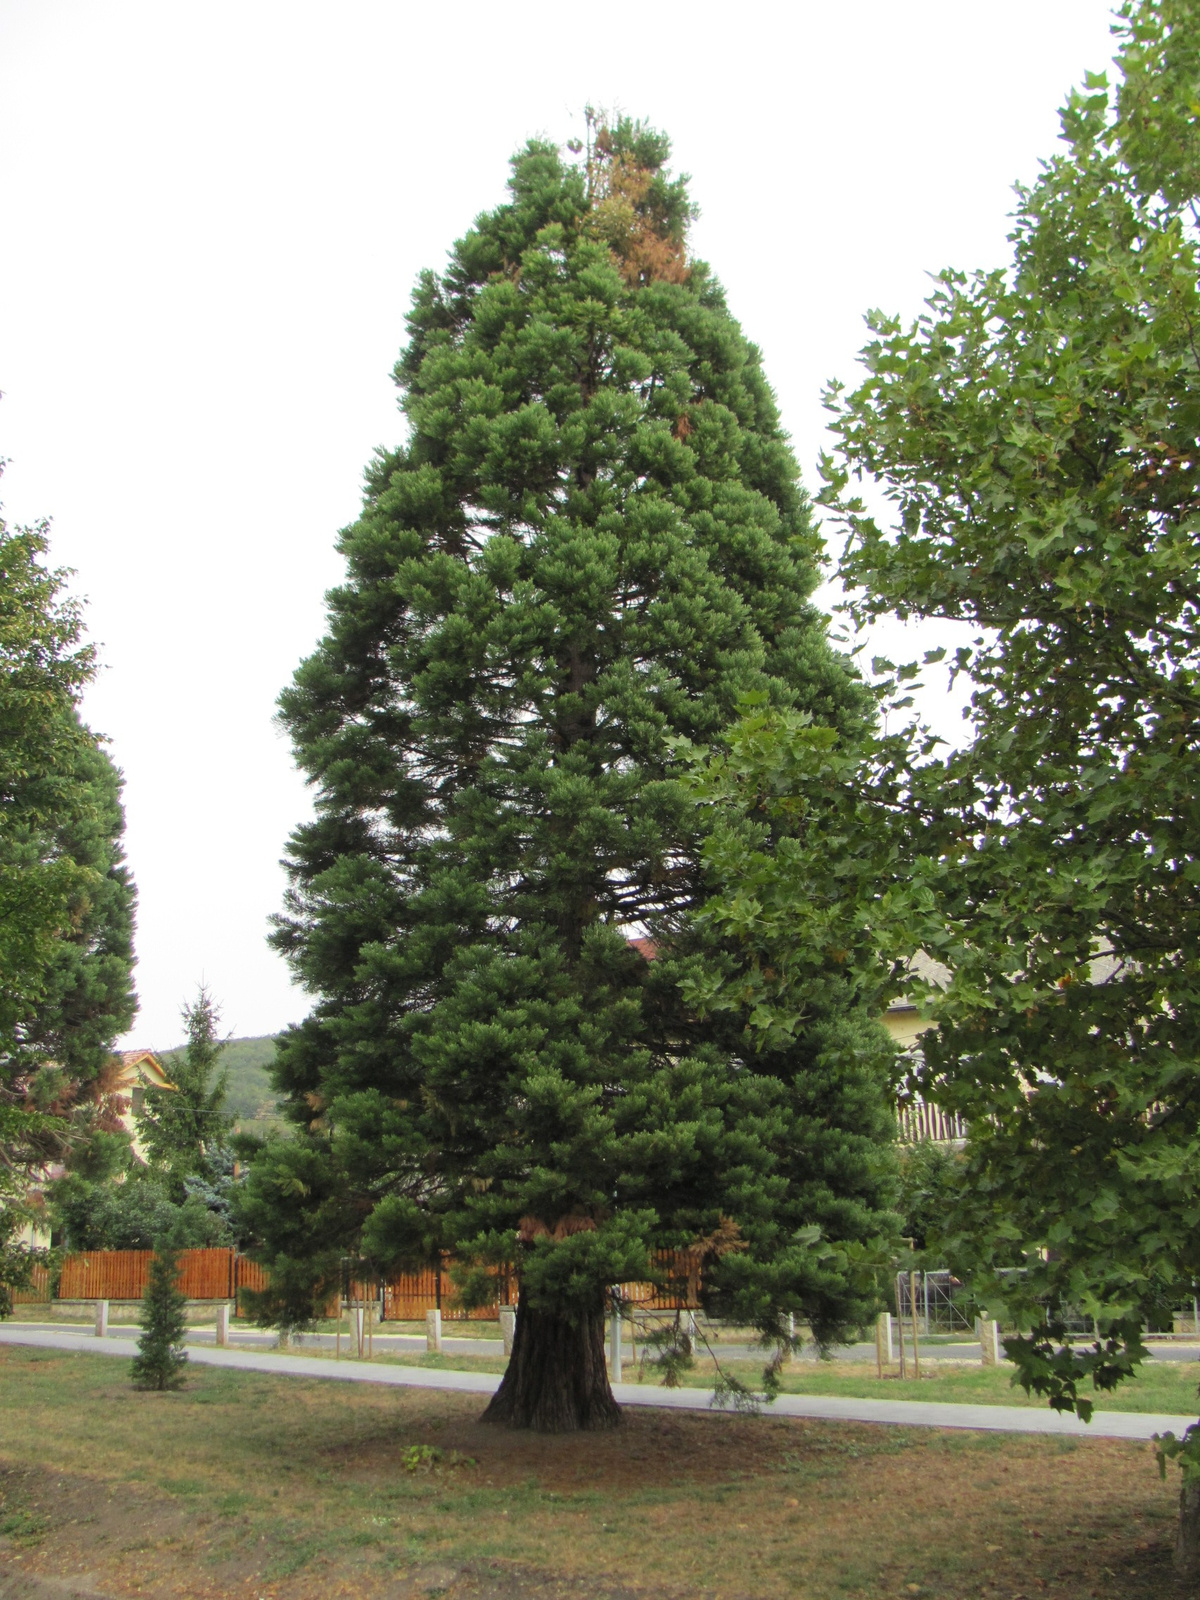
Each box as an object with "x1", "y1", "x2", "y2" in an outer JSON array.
[
  {"x1": 480, "y1": 1289, "x2": 620, "y2": 1433},
  {"x1": 1177, "y1": 1480, "x2": 1200, "y2": 1588}
]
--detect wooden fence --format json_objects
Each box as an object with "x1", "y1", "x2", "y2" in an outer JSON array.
[
  {"x1": 234, "y1": 1255, "x2": 269, "y2": 1297},
  {"x1": 55, "y1": 1248, "x2": 238, "y2": 1301},
  {"x1": 382, "y1": 1265, "x2": 515, "y2": 1321},
  {"x1": 11, "y1": 1247, "x2": 703, "y2": 1315},
  {"x1": 620, "y1": 1249, "x2": 702, "y2": 1311},
  {"x1": 11, "y1": 1264, "x2": 52, "y2": 1305},
  {"x1": 13, "y1": 1249, "x2": 247, "y2": 1305}
]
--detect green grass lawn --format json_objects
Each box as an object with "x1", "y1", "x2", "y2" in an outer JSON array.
[
  {"x1": 13, "y1": 1308, "x2": 1198, "y2": 1417},
  {"x1": 712, "y1": 1354, "x2": 1200, "y2": 1415},
  {"x1": 0, "y1": 1345, "x2": 1179, "y2": 1600},
  {"x1": 294, "y1": 1345, "x2": 1200, "y2": 1416}
]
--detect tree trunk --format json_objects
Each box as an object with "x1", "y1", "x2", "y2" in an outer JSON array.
[
  {"x1": 480, "y1": 1287, "x2": 621, "y2": 1432},
  {"x1": 1177, "y1": 1479, "x2": 1200, "y2": 1587}
]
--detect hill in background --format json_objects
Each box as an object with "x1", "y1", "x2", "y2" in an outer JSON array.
[{"x1": 158, "y1": 1034, "x2": 281, "y2": 1126}]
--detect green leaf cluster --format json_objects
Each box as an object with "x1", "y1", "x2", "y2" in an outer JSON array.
[
  {"x1": 50, "y1": 1167, "x2": 230, "y2": 1251},
  {"x1": 0, "y1": 507, "x2": 133, "y2": 1065},
  {"x1": 820, "y1": 0, "x2": 1200, "y2": 1417},
  {"x1": 0, "y1": 487, "x2": 136, "y2": 1310}
]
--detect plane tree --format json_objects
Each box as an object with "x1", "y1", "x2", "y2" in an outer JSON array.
[{"x1": 814, "y1": 0, "x2": 1200, "y2": 1572}]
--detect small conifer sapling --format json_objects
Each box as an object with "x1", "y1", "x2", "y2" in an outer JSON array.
[{"x1": 131, "y1": 1240, "x2": 189, "y2": 1390}]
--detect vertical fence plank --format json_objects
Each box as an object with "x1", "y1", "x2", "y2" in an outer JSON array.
[{"x1": 12, "y1": 1263, "x2": 52, "y2": 1304}]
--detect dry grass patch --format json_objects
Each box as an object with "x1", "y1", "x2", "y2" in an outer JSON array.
[{"x1": 0, "y1": 1346, "x2": 1183, "y2": 1600}]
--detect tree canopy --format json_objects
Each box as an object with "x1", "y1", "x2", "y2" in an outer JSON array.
[
  {"x1": 817, "y1": 0, "x2": 1200, "y2": 1438},
  {"x1": 243, "y1": 116, "x2": 899, "y2": 1428},
  {"x1": 0, "y1": 487, "x2": 137, "y2": 1309}
]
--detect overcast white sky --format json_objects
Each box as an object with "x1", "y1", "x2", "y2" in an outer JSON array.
[{"x1": 0, "y1": 0, "x2": 1119, "y2": 1050}]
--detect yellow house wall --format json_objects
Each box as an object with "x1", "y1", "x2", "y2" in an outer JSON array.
[{"x1": 883, "y1": 1006, "x2": 931, "y2": 1052}]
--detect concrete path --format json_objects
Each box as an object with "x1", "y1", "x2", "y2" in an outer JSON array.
[
  {"x1": 16, "y1": 1321, "x2": 1200, "y2": 1365},
  {"x1": 2, "y1": 1324, "x2": 1193, "y2": 1442},
  {"x1": 13, "y1": 1321, "x2": 506, "y2": 1357},
  {"x1": 6, "y1": 1323, "x2": 911, "y2": 1362},
  {"x1": 8, "y1": 1322, "x2": 942, "y2": 1362}
]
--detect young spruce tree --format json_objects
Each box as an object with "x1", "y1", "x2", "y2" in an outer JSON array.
[
  {"x1": 138, "y1": 985, "x2": 231, "y2": 1197},
  {"x1": 244, "y1": 119, "x2": 897, "y2": 1430},
  {"x1": 131, "y1": 1239, "x2": 188, "y2": 1391}
]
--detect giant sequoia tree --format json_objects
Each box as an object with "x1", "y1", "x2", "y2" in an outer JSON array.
[{"x1": 245, "y1": 121, "x2": 897, "y2": 1430}]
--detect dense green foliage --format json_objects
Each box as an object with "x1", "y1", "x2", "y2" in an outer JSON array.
[
  {"x1": 677, "y1": 701, "x2": 909, "y2": 1055},
  {"x1": 52, "y1": 1171, "x2": 227, "y2": 1250},
  {"x1": 14, "y1": 738, "x2": 136, "y2": 1089},
  {"x1": 0, "y1": 511, "x2": 95, "y2": 1042},
  {"x1": 244, "y1": 120, "x2": 898, "y2": 1386},
  {"x1": 816, "y1": 0, "x2": 1200, "y2": 1433},
  {"x1": 130, "y1": 1242, "x2": 188, "y2": 1391},
  {"x1": 0, "y1": 488, "x2": 136, "y2": 1312},
  {"x1": 893, "y1": 1141, "x2": 964, "y2": 1258},
  {"x1": 52, "y1": 991, "x2": 239, "y2": 1250},
  {"x1": 137, "y1": 987, "x2": 232, "y2": 1194}
]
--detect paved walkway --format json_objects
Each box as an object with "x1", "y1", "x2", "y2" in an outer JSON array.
[
  {"x1": 17, "y1": 1318, "x2": 1200, "y2": 1364},
  {"x1": 9, "y1": 1323, "x2": 966, "y2": 1363},
  {"x1": 2, "y1": 1325, "x2": 1192, "y2": 1442},
  {"x1": 16, "y1": 1321, "x2": 508, "y2": 1358}
]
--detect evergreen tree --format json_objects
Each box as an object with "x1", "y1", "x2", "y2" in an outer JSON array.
[
  {"x1": 138, "y1": 986, "x2": 231, "y2": 1196},
  {"x1": 243, "y1": 117, "x2": 897, "y2": 1430},
  {"x1": 130, "y1": 1240, "x2": 188, "y2": 1391}
]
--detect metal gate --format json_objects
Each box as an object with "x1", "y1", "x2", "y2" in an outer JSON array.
[{"x1": 895, "y1": 1270, "x2": 974, "y2": 1334}]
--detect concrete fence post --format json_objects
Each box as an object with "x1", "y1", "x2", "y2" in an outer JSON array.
[
  {"x1": 215, "y1": 1303, "x2": 230, "y2": 1348},
  {"x1": 94, "y1": 1300, "x2": 108, "y2": 1339},
  {"x1": 426, "y1": 1308, "x2": 442, "y2": 1353},
  {"x1": 499, "y1": 1304, "x2": 516, "y2": 1356},
  {"x1": 876, "y1": 1310, "x2": 893, "y2": 1371},
  {"x1": 609, "y1": 1305, "x2": 623, "y2": 1381},
  {"x1": 976, "y1": 1315, "x2": 1001, "y2": 1366}
]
